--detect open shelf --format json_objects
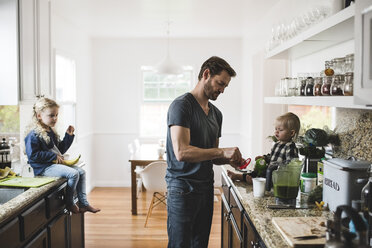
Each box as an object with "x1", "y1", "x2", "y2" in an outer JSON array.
[
  {"x1": 266, "y1": 5, "x2": 355, "y2": 59},
  {"x1": 264, "y1": 96, "x2": 372, "y2": 110}
]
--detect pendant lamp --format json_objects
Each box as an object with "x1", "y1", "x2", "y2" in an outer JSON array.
[{"x1": 154, "y1": 21, "x2": 183, "y2": 75}]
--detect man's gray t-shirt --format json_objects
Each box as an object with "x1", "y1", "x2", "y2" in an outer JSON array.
[{"x1": 166, "y1": 93, "x2": 222, "y2": 190}]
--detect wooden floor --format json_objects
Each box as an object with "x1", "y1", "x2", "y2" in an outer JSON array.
[{"x1": 85, "y1": 187, "x2": 222, "y2": 248}]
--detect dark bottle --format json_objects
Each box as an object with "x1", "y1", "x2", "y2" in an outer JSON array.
[
  {"x1": 313, "y1": 77, "x2": 322, "y2": 96},
  {"x1": 300, "y1": 79, "x2": 306, "y2": 96},
  {"x1": 305, "y1": 77, "x2": 314, "y2": 96},
  {"x1": 330, "y1": 75, "x2": 344, "y2": 96},
  {"x1": 321, "y1": 76, "x2": 332, "y2": 96}
]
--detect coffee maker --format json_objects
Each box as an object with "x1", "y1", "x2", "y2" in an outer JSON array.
[{"x1": 0, "y1": 138, "x2": 11, "y2": 169}]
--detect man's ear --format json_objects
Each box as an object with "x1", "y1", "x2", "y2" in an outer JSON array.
[{"x1": 202, "y1": 69, "x2": 210, "y2": 80}]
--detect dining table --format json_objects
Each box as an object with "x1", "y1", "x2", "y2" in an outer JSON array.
[{"x1": 128, "y1": 144, "x2": 166, "y2": 215}]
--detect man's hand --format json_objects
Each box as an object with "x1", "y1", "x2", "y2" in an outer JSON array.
[
  {"x1": 221, "y1": 147, "x2": 242, "y2": 168},
  {"x1": 66, "y1": 125, "x2": 75, "y2": 135}
]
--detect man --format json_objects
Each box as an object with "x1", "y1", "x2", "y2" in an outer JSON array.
[{"x1": 166, "y1": 56, "x2": 243, "y2": 248}]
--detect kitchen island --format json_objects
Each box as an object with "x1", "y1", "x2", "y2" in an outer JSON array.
[
  {"x1": 221, "y1": 165, "x2": 332, "y2": 248},
  {"x1": 0, "y1": 178, "x2": 85, "y2": 248}
]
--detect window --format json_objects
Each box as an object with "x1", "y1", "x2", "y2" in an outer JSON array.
[
  {"x1": 140, "y1": 68, "x2": 193, "y2": 138},
  {"x1": 0, "y1": 106, "x2": 19, "y2": 134},
  {"x1": 288, "y1": 105, "x2": 334, "y2": 135},
  {"x1": 55, "y1": 52, "x2": 76, "y2": 137}
]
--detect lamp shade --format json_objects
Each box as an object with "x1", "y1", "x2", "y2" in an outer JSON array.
[{"x1": 154, "y1": 54, "x2": 183, "y2": 75}]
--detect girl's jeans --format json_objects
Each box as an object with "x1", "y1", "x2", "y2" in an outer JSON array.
[{"x1": 41, "y1": 164, "x2": 89, "y2": 207}]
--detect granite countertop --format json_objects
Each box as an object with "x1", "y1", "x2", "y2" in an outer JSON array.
[
  {"x1": 0, "y1": 177, "x2": 66, "y2": 224},
  {"x1": 222, "y1": 165, "x2": 333, "y2": 248}
]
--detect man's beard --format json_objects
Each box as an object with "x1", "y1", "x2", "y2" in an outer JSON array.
[{"x1": 204, "y1": 79, "x2": 219, "y2": 101}]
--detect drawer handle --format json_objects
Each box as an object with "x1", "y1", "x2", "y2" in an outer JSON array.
[
  {"x1": 58, "y1": 195, "x2": 64, "y2": 201},
  {"x1": 251, "y1": 241, "x2": 260, "y2": 248}
]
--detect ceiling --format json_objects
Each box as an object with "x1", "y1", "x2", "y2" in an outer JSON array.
[{"x1": 51, "y1": 0, "x2": 278, "y2": 38}]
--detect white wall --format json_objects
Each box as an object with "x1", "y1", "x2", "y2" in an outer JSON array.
[
  {"x1": 50, "y1": 11, "x2": 94, "y2": 192},
  {"x1": 91, "y1": 38, "x2": 243, "y2": 186}
]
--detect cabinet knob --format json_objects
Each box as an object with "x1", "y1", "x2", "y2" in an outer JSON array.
[
  {"x1": 58, "y1": 194, "x2": 64, "y2": 201},
  {"x1": 251, "y1": 241, "x2": 260, "y2": 248}
]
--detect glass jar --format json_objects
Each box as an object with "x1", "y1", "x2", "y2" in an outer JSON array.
[
  {"x1": 305, "y1": 77, "x2": 314, "y2": 96},
  {"x1": 321, "y1": 76, "x2": 332, "y2": 96},
  {"x1": 343, "y1": 72, "x2": 353, "y2": 96},
  {"x1": 330, "y1": 75, "x2": 344, "y2": 96},
  {"x1": 324, "y1": 60, "x2": 334, "y2": 76},
  {"x1": 345, "y1": 53, "x2": 354, "y2": 73},
  {"x1": 332, "y1": 57, "x2": 345, "y2": 75},
  {"x1": 313, "y1": 77, "x2": 322, "y2": 96},
  {"x1": 299, "y1": 79, "x2": 306, "y2": 96}
]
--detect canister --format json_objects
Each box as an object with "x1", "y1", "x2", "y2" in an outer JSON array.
[{"x1": 300, "y1": 173, "x2": 317, "y2": 193}]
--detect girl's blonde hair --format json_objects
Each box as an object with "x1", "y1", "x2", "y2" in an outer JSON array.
[
  {"x1": 25, "y1": 97, "x2": 60, "y2": 144},
  {"x1": 276, "y1": 112, "x2": 301, "y2": 139}
]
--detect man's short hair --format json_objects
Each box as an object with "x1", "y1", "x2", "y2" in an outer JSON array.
[{"x1": 198, "y1": 56, "x2": 236, "y2": 80}]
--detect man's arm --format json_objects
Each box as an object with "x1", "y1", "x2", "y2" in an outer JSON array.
[{"x1": 170, "y1": 126, "x2": 242, "y2": 165}]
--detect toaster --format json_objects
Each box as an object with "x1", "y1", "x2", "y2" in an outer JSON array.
[{"x1": 323, "y1": 158, "x2": 371, "y2": 212}]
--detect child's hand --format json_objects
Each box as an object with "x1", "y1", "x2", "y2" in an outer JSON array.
[
  {"x1": 56, "y1": 154, "x2": 64, "y2": 164},
  {"x1": 66, "y1": 125, "x2": 75, "y2": 135},
  {"x1": 255, "y1": 155, "x2": 264, "y2": 161}
]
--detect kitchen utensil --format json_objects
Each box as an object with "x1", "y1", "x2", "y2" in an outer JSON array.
[
  {"x1": 272, "y1": 160, "x2": 303, "y2": 205},
  {"x1": 294, "y1": 235, "x2": 326, "y2": 240},
  {"x1": 272, "y1": 217, "x2": 327, "y2": 247},
  {"x1": 325, "y1": 205, "x2": 369, "y2": 248},
  {"x1": 0, "y1": 138, "x2": 11, "y2": 169},
  {"x1": 323, "y1": 158, "x2": 370, "y2": 212},
  {"x1": 0, "y1": 177, "x2": 56, "y2": 187},
  {"x1": 239, "y1": 158, "x2": 251, "y2": 170}
]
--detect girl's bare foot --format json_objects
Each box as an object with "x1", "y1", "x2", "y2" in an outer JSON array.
[
  {"x1": 80, "y1": 205, "x2": 101, "y2": 213},
  {"x1": 227, "y1": 170, "x2": 243, "y2": 181},
  {"x1": 67, "y1": 204, "x2": 80, "y2": 214}
]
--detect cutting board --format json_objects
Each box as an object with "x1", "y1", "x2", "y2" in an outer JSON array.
[
  {"x1": 272, "y1": 217, "x2": 327, "y2": 248},
  {"x1": 0, "y1": 177, "x2": 56, "y2": 188}
]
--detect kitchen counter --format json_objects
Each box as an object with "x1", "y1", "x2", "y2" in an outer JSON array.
[
  {"x1": 0, "y1": 177, "x2": 66, "y2": 224},
  {"x1": 222, "y1": 165, "x2": 333, "y2": 248}
]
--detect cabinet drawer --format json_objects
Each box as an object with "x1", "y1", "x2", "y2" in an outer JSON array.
[
  {"x1": 24, "y1": 228, "x2": 48, "y2": 248},
  {"x1": 229, "y1": 188, "x2": 243, "y2": 234},
  {"x1": 20, "y1": 198, "x2": 47, "y2": 241},
  {"x1": 221, "y1": 173, "x2": 230, "y2": 202},
  {"x1": 46, "y1": 184, "x2": 66, "y2": 219},
  {"x1": 0, "y1": 217, "x2": 20, "y2": 248},
  {"x1": 48, "y1": 212, "x2": 68, "y2": 248}
]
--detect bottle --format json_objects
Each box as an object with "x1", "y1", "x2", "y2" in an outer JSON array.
[
  {"x1": 324, "y1": 60, "x2": 334, "y2": 76},
  {"x1": 332, "y1": 57, "x2": 346, "y2": 75},
  {"x1": 330, "y1": 75, "x2": 344, "y2": 96},
  {"x1": 345, "y1": 53, "x2": 354, "y2": 73},
  {"x1": 321, "y1": 76, "x2": 332, "y2": 96},
  {"x1": 305, "y1": 77, "x2": 314, "y2": 96},
  {"x1": 300, "y1": 79, "x2": 306, "y2": 96},
  {"x1": 343, "y1": 72, "x2": 353, "y2": 96},
  {"x1": 313, "y1": 77, "x2": 323, "y2": 96}
]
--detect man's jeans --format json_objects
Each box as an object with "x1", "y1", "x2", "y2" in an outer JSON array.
[
  {"x1": 167, "y1": 182, "x2": 214, "y2": 248},
  {"x1": 41, "y1": 164, "x2": 89, "y2": 207}
]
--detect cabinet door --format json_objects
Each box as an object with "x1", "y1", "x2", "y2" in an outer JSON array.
[
  {"x1": 69, "y1": 212, "x2": 85, "y2": 248},
  {"x1": 24, "y1": 229, "x2": 48, "y2": 248},
  {"x1": 221, "y1": 195, "x2": 230, "y2": 248},
  {"x1": 231, "y1": 216, "x2": 243, "y2": 248},
  {"x1": 19, "y1": 0, "x2": 38, "y2": 101},
  {"x1": 48, "y1": 212, "x2": 68, "y2": 248},
  {"x1": 37, "y1": 0, "x2": 53, "y2": 99},
  {"x1": 355, "y1": 0, "x2": 372, "y2": 106},
  {"x1": 46, "y1": 183, "x2": 66, "y2": 219},
  {"x1": 0, "y1": 217, "x2": 21, "y2": 248},
  {"x1": 243, "y1": 214, "x2": 262, "y2": 248},
  {"x1": 20, "y1": 198, "x2": 47, "y2": 241}
]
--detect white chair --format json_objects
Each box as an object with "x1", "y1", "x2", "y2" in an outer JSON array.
[{"x1": 135, "y1": 161, "x2": 167, "y2": 227}]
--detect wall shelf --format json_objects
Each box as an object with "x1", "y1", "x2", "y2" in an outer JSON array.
[
  {"x1": 264, "y1": 96, "x2": 372, "y2": 110},
  {"x1": 266, "y1": 5, "x2": 355, "y2": 59}
]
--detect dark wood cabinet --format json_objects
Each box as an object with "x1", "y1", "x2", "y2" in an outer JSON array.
[
  {"x1": 221, "y1": 174, "x2": 266, "y2": 248},
  {"x1": 0, "y1": 181, "x2": 85, "y2": 248},
  {"x1": 0, "y1": 217, "x2": 20, "y2": 248},
  {"x1": 24, "y1": 229, "x2": 48, "y2": 248},
  {"x1": 69, "y1": 212, "x2": 85, "y2": 248},
  {"x1": 48, "y1": 212, "x2": 68, "y2": 248}
]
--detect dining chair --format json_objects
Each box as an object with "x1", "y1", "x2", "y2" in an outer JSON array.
[{"x1": 135, "y1": 161, "x2": 167, "y2": 227}]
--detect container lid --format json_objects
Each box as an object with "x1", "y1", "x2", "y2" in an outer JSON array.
[
  {"x1": 325, "y1": 158, "x2": 371, "y2": 171},
  {"x1": 301, "y1": 173, "x2": 317, "y2": 178}
]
